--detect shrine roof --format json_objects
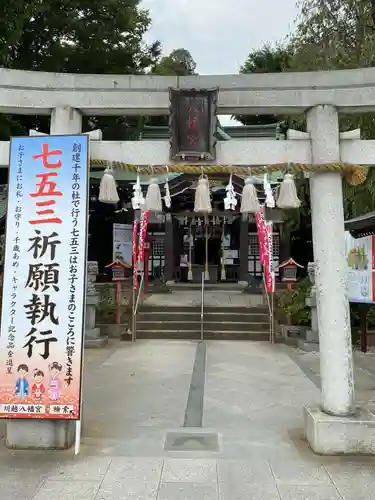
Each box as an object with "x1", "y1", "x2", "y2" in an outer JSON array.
[
  {"x1": 345, "y1": 212, "x2": 375, "y2": 238},
  {"x1": 139, "y1": 121, "x2": 287, "y2": 140}
]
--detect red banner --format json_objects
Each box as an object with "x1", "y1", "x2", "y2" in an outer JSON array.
[
  {"x1": 132, "y1": 219, "x2": 139, "y2": 288},
  {"x1": 256, "y1": 208, "x2": 274, "y2": 293},
  {"x1": 138, "y1": 210, "x2": 150, "y2": 264},
  {"x1": 255, "y1": 207, "x2": 266, "y2": 266},
  {"x1": 263, "y1": 221, "x2": 274, "y2": 293}
]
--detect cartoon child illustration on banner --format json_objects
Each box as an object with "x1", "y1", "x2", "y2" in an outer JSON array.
[
  {"x1": 48, "y1": 361, "x2": 62, "y2": 401},
  {"x1": 32, "y1": 369, "x2": 45, "y2": 400},
  {"x1": 15, "y1": 364, "x2": 29, "y2": 400}
]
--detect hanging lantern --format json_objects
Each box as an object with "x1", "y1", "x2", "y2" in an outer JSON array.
[
  {"x1": 224, "y1": 174, "x2": 237, "y2": 211},
  {"x1": 98, "y1": 162, "x2": 119, "y2": 204},
  {"x1": 194, "y1": 176, "x2": 212, "y2": 213},
  {"x1": 145, "y1": 178, "x2": 163, "y2": 212},
  {"x1": 276, "y1": 173, "x2": 301, "y2": 209},
  {"x1": 240, "y1": 176, "x2": 260, "y2": 216},
  {"x1": 131, "y1": 172, "x2": 145, "y2": 210}
]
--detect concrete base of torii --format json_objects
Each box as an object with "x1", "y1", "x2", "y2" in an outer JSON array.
[{"x1": 304, "y1": 406, "x2": 375, "y2": 455}]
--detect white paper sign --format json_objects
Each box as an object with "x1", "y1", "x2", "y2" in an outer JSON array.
[
  {"x1": 113, "y1": 223, "x2": 132, "y2": 265},
  {"x1": 345, "y1": 231, "x2": 375, "y2": 303}
]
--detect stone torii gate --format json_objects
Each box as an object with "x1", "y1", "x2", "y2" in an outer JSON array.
[{"x1": 1, "y1": 67, "x2": 375, "y2": 454}]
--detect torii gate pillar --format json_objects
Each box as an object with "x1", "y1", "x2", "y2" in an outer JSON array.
[{"x1": 304, "y1": 105, "x2": 375, "y2": 454}]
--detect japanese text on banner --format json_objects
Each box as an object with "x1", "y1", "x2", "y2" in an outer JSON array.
[{"x1": 0, "y1": 135, "x2": 88, "y2": 420}]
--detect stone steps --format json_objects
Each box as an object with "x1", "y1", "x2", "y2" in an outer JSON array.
[
  {"x1": 139, "y1": 305, "x2": 269, "y2": 314},
  {"x1": 137, "y1": 312, "x2": 270, "y2": 322},
  {"x1": 137, "y1": 320, "x2": 270, "y2": 332},
  {"x1": 136, "y1": 304, "x2": 270, "y2": 341},
  {"x1": 136, "y1": 330, "x2": 270, "y2": 340}
]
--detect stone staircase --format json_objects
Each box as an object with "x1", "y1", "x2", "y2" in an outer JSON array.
[{"x1": 135, "y1": 304, "x2": 271, "y2": 340}]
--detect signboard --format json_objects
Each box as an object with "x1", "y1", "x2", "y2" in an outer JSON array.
[
  {"x1": 113, "y1": 223, "x2": 132, "y2": 265},
  {"x1": 169, "y1": 88, "x2": 218, "y2": 161},
  {"x1": 0, "y1": 135, "x2": 89, "y2": 419},
  {"x1": 345, "y1": 231, "x2": 375, "y2": 303}
]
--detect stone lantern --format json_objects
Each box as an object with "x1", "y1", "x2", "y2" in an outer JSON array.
[
  {"x1": 85, "y1": 261, "x2": 108, "y2": 348},
  {"x1": 299, "y1": 262, "x2": 319, "y2": 351}
]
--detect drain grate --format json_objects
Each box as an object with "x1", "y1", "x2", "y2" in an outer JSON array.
[{"x1": 164, "y1": 431, "x2": 220, "y2": 452}]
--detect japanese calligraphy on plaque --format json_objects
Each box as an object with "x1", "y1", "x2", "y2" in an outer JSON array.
[
  {"x1": 0, "y1": 135, "x2": 89, "y2": 420},
  {"x1": 169, "y1": 88, "x2": 218, "y2": 161}
]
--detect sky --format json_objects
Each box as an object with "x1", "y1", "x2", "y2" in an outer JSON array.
[
  {"x1": 141, "y1": 0, "x2": 299, "y2": 125},
  {"x1": 141, "y1": 0, "x2": 298, "y2": 75}
]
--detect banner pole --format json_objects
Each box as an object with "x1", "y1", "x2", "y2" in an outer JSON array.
[{"x1": 74, "y1": 420, "x2": 81, "y2": 455}]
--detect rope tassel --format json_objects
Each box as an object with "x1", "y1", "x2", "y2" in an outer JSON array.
[
  {"x1": 145, "y1": 177, "x2": 163, "y2": 212},
  {"x1": 240, "y1": 177, "x2": 260, "y2": 214},
  {"x1": 276, "y1": 173, "x2": 301, "y2": 209},
  {"x1": 194, "y1": 176, "x2": 212, "y2": 213},
  {"x1": 99, "y1": 162, "x2": 119, "y2": 204}
]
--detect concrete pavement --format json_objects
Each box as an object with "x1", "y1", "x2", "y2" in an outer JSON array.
[{"x1": 1, "y1": 340, "x2": 375, "y2": 499}]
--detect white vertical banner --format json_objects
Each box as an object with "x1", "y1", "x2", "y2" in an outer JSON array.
[{"x1": 0, "y1": 135, "x2": 89, "y2": 420}]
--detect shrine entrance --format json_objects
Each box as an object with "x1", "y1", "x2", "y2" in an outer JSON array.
[
  {"x1": 194, "y1": 235, "x2": 221, "y2": 267},
  {"x1": 174, "y1": 212, "x2": 242, "y2": 284}
]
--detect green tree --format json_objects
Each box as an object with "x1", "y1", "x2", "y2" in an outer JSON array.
[
  {"x1": 153, "y1": 48, "x2": 196, "y2": 76},
  {"x1": 291, "y1": 0, "x2": 375, "y2": 71},
  {"x1": 0, "y1": 0, "x2": 161, "y2": 139},
  {"x1": 146, "y1": 48, "x2": 197, "y2": 127},
  {"x1": 0, "y1": 1, "x2": 40, "y2": 67},
  {"x1": 237, "y1": 44, "x2": 292, "y2": 126},
  {"x1": 289, "y1": 0, "x2": 375, "y2": 219},
  {"x1": 240, "y1": 44, "x2": 291, "y2": 74}
]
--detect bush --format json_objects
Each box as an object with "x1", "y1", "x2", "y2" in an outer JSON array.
[{"x1": 275, "y1": 278, "x2": 312, "y2": 326}]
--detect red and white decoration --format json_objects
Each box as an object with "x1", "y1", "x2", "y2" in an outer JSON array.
[
  {"x1": 138, "y1": 210, "x2": 150, "y2": 265},
  {"x1": 132, "y1": 219, "x2": 139, "y2": 288},
  {"x1": 255, "y1": 207, "x2": 275, "y2": 293}
]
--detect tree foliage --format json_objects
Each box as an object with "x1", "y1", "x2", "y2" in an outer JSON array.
[
  {"x1": 0, "y1": 3, "x2": 199, "y2": 139},
  {"x1": 153, "y1": 48, "x2": 196, "y2": 76},
  {"x1": 290, "y1": 0, "x2": 375, "y2": 218},
  {"x1": 240, "y1": 44, "x2": 291, "y2": 74},
  {"x1": 235, "y1": 0, "x2": 375, "y2": 245},
  {"x1": 1, "y1": 0, "x2": 160, "y2": 73},
  {"x1": 290, "y1": 0, "x2": 375, "y2": 71},
  {"x1": 0, "y1": 0, "x2": 162, "y2": 139},
  {"x1": 237, "y1": 45, "x2": 292, "y2": 126}
]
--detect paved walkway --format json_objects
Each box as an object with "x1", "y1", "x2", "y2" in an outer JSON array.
[{"x1": 1, "y1": 340, "x2": 375, "y2": 499}]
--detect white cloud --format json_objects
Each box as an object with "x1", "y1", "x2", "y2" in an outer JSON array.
[{"x1": 141, "y1": 0, "x2": 298, "y2": 74}]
